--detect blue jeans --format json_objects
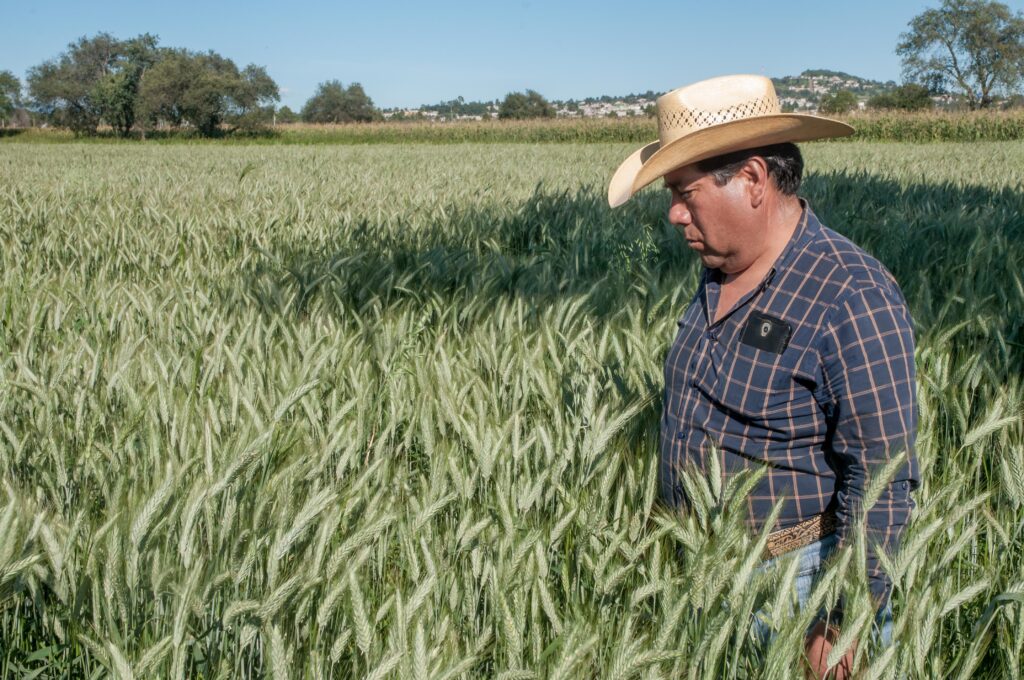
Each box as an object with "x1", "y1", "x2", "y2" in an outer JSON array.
[{"x1": 750, "y1": 532, "x2": 894, "y2": 649}]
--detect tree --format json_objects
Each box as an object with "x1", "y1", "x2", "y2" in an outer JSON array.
[
  {"x1": 232, "y1": 64, "x2": 280, "y2": 131},
  {"x1": 136, "y1": 49, "x2": 279, "y2": 136},
  {"x1": 0, "y1": 70, "x2": 21, "y2": 126},
  {"x1": 26, "y1": 35, "x2": 277, "y2": 137},
  {"x1": 301, "y1": 80, "x2": 379, "y2": 123},
  {"x1": 137, "y1": 49, "x2": 229, "y2": 135},
  {"x1": 276, "y1": 105, "x2": 299, "y2": 124},
  {"x1": 868, "y1": 84, "x2": 935, "y2": 110},
  {"x1": 818, "y1": 89, "x2": 858, "y2": 114},
  {"x1": 897, "y1": 0, "x2": 1024, "y2": 109},
  {"x1": 27, "y1": 32, "x2": 158, "y2": 136},
  {"x1": 498, "y1": 90, "x2": 555, "y2": 119},
  {"x1": 28, "y1": 32, "x2": 120, "y2": 134},
  {"x1": 92, "y1": 34, "x2": 159, "y2": 136}
]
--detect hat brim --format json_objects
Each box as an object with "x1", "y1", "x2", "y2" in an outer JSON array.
[{"x1": 607, "y1": 114, "x2": 854, "y2": 208}]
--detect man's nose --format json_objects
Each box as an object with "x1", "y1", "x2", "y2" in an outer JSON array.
[{"x1": 668, "y1": 195, "x2": 691, "y2": 225}]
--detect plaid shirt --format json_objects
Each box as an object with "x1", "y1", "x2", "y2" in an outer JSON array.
[{"x1": 659, "y1": 199, "x2": 919, "y2": 608}]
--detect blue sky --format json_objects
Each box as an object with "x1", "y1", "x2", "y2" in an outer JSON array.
[{"x1": 3, "y1": 0, "x2": 1024, "y2": 110}]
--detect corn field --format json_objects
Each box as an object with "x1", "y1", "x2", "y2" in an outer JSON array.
[
  {"x1": 5, "y1": 110, "x2": 1024, "y2": 145},
  {"x1": 0, "y1": 141, "x2": 1022, "y2": 678}
]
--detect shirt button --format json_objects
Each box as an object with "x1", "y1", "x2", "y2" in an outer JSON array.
[{"x1": 707, "y1": 329, "x2": 717, "y2": 341}]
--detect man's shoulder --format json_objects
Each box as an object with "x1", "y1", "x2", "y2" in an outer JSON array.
[
  {"x1": 803, "y1": 216, "x2": 905, "y2": 305},
  {"x1": 799, "y1": 213, "x2": 916, "y2": 358}
]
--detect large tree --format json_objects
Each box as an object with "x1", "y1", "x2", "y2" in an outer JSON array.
[
  {"x1": 897, "y1": 0, "x2": 1024, "y2": 109},
  {"x1": 136, "y1": 49, "x2": 278, "y2": 135},
  {"x1": 301, "y1": 80, "x2": 379, "y2": 123},
  {"x1": 27, "y1": 33, "x2": 158, "y2": 136},
  {"x1": 0, "y1": 70, "x2": 21, "y2": 126},
  {"x1": 498, "y1": 90, "x2": 555, "y2": 119}
]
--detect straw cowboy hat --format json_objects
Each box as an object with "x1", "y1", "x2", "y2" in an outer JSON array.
[{"x1": 607, "y1": 74, "x2": 854, "y2": 208}]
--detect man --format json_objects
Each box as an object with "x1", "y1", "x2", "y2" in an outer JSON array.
[{"x1": 608, "y1": 75, "x2": 919, "y2": 679}]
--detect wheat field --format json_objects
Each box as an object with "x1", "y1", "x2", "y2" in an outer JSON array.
[{"x1": 0, "y1": 141, "x2": 1022, "y2": 678}]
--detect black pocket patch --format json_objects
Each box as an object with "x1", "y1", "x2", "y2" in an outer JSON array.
[{"x1": 740, "y1": 313, "x2": 792, "y2": 354}]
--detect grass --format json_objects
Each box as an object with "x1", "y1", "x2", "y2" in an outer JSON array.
[{"x1": 0, "y1": 141, "x2": 1022, "y2": 678}]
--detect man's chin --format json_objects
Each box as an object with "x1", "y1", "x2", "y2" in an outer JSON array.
[{"x1": 698, "y1": 253, "x2": 725, "y2": 269}]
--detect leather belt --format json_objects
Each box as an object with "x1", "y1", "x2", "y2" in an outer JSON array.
[{"x1": 761, "y1": 509, "x2": 838, "y2": 560}]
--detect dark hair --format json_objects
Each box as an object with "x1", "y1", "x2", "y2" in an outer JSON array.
[{"x1": 694, "y1": 142, "x2": 804, "y2": 195}]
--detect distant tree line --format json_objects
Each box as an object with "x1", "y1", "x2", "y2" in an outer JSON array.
[
  {"x1": 421, "y1": 96, "x2": 493, "y2": 119},
  {"x1": 388, "y1": 91, "x2": 559, "y2": 121},
  {"x1": 1, "y1": 33, "x2": 384, "y2": 135},
  {"x1": 818, "y1": 84, "x2": 937, "y2": 114},
  {"x1": 1, "y1": 33, "x2": 564, "y2": 131},
  {"x1": 1, "y1": 31, "x2": 568, "y2": 132},
  {"x1": 11, "y1": 33, "x2": 279, "y2": 136}
]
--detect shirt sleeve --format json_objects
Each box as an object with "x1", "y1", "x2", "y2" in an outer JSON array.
[{"x1": 817, "y1": 284, "x2": 920, "y2": 611}]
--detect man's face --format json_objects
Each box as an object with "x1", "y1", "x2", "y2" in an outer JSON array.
[{"x1": 663, "y1": 162, "x2": 761, "y2": 273}]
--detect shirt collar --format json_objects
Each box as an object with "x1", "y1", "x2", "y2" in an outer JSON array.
[{"x1": 764, "y1": 197, "x2": 820, "y2": 288}]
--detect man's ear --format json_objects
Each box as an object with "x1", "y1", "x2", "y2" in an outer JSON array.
[{"x1": 740, "y1": 157, "x2": 770, "y2": 208}]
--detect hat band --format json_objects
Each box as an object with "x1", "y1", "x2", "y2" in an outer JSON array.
[{"x1": 658, "y1": 93, "x2": 782, "y2": 143}]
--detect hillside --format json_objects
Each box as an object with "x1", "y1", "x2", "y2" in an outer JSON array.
[
  {"x1": 772, "y1": 69, "x2": 897, "y2": 111},
  {"x1": 551, "y1": 70, "x2": 899, "y2": 117},
  {"x1": 381, "y1": 70, "x2": 901, "y2": 120}
]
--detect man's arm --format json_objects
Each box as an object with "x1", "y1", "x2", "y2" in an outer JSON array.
[{"x1": 818, "y1": 284, "x2": 920, "y2": 609}]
